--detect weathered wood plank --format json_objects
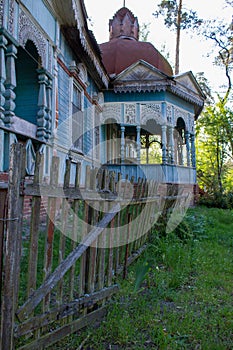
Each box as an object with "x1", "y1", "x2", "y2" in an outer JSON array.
[
  {"x1": 43, "y1": 156, "x2": 59, "y2": 311},
  {"x1": 0, "y1": 143, "x2": 25, "y2": 350},
  {"x1": 14, "y1": 146, "x2": 26, "y2": 312},
  {"x1": 107, "y1": 210, "x2": 115, "y2": 287},
  {"x1": 15, "y1": 285, "x2": 119, "y2": 338},
  {"x1": 27, "y1": 152, "x2": 44, "y2": 297},
  {"x1": 18, "y1": 307, "x2": 107, "y2": 350},
  {"x1": 0, "y1": 188, "x2": 7, "y2": 304},
  {"x1": 16, "y1": 203, "x2": 120, "y2": 322},
  {"x1": 116, "y1": 244, "x2": 147, "y2": 275}
]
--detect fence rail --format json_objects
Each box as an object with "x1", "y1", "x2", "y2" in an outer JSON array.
[{"x1": 0, "y1": 143, "x2": 188, "y2": 349}]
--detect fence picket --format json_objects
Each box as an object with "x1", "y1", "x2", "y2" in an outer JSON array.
[
  {"x1": 0, "y1": 144, "x2": 181, "y2": 349},
  {"x1": 0, "y1": 144, "x2": 25, "y2": 350},
  {"x1": 27, "y1": 152, "x2": 44, "y2": 297}
]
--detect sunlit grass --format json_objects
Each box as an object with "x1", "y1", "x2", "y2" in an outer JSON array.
[{"x1": 52, "y1": 206, "x2": 233, "y2": 350}]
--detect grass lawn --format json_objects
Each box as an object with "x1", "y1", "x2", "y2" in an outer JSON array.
[{"x1": 52, "y1": 206, "x2": 233, "y2": 350}]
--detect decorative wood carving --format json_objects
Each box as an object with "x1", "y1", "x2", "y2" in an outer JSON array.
[
  {"x1": 77, "y1": 63, "x2": 88, "y2": 86},
  {"x1": 19, "y1": 10, "x2": 47, "y2": 69},
  {"x1": 166, "y1": 104, "x2": 173, "y2": 126},
  {"x1": 0, "y1": 0, "x2": 3, "y2": 26},
  {"x1": 102, "y1": 103, "x2": 121, "y2": 124},
  {"x1": 174, "y1": 107, "x2": 189, "y2": 130},
  {"x1": 141, "y1": 103, "x2": 162, "y2": 125},
  {"x1": 8, "y1": 0, "x2": 15, "y2": 35},
  {"x1": 124, "y1": 104, "x2": 136, "y2": 124}
]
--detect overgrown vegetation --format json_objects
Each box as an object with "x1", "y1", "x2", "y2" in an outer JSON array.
[{"x1": 53, "y1": 206, "x2": 233, "y2": 349}]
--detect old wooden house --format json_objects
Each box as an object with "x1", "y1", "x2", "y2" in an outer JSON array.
[
  {"x1": 0, "y1": 0, "x2": 205, "y2": 188},
  {"x1": 0, "y1": 1, "x2": 207, "y2": 348}
]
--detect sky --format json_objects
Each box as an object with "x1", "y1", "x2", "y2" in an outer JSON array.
[{"x1": 84, "y1": 0, "x2": 232, "y2": 92}]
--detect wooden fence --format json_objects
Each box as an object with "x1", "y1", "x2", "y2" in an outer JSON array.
[{"x1": 0, "y1": 143, "x2": 186, "y2": 349}]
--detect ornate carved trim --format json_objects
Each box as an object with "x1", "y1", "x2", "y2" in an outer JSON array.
[
  {"x1": 174, "y1": 107, "x2": 189, "y2": 130},
  {"x1": 170, "y1": 85, "x2": 204, "y2": 107},
  {"x1": 188, "y1": 114, "x2": 195, "y2": 134},
  {"x1": 102, "y1": 103, "x2": 121, "y2": 124},
  {"x1": 141, "y1": 103, "x2": 162, "y2": 125},
  {"x1": 114, "y1": 84, "x2": 167, "y2": 93},
  {"x1": 71, "y1": 0, "x2": 108, "y2": 88},
  {"x1": 166, "y1": 104, "x2": 173, "y2": 126},
  {"x1": 77, "y1": 63, "x2": 88, "y2": 86},
  {"x1": 8, "y1": 0, "x2": 15, "y2": 35},
  {"x1": 124, "y1": 104, "x2": 136, "y2": 124},
  {"x1": 0, "y1": 0, "x2": 3, "y2": 27},
  {"x1": 18, "y1": 10, "x2": 47, "y2": 68}
]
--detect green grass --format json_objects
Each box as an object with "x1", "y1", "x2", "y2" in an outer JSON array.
[{"x1": 53, "y1": 206, "x2": 233, "y2": 350}]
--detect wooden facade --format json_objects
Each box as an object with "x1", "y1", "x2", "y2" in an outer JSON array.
[
  {"x1": 0, "y1": 0, "x2": 205, "y2": 188},
  {"x1": 0, "y1": 1, "x2": 205, "y2": 347}
]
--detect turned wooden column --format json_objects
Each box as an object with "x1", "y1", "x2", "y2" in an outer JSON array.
[
  {"x1": 161, "y1": 124, "x2": 167, "y2": 164},
  {"x1": 4, "y1": 43, "x2": 17, "y2": 126},
  {"x1": 120, "y1": 125, "x2": 125, "y2": 163},
  {"x1": 0, "y1": 34, "x2": 7, "y2": 124},
  {"x1": 37, "y1": 69, "x2": 48, "y2": 140},
  {"x1": 46, "y1": 77, "x2": 52, "y2": 139},
  {"x1": 168, "y1": 126, "x2": 175, "y2": 164},
  {"x1": 136, "y1": 125, "x2": 141, "y2": 163},
  {"x1": 185, "y1": 131, "x2": 191, "y2": 167}
]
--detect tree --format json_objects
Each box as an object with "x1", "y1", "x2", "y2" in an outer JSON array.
[
  {"x1": 198, "y1": 18, "x2": 233, "y2": 102},
  {"x1": 139, "y1": 22, "x2": 151, "y2": 42},
  {"x1": 154, "y1": 0, "x2": 202, "y2": 74},
  {"x1": 195, "y1": 13, "x2": 233, "y2": 196},
  {"x1": 195, "y1": 72, "x2": 215, "y2": 106},
  {"x1": 196, "y1": 101, "x2": 232, "y2": 194}
]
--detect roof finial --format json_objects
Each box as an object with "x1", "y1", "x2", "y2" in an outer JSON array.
[{"x1": 123, "y1": 0, "x2": 126, "y2": 7}]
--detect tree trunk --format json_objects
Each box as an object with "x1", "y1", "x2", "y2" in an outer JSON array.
[{"x1": 175, "y1": 0, "x2": 182, "y2": 75}]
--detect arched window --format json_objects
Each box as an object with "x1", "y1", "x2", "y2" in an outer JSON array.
[
  {"x1": 141, "y1": 119, "x2": 162, "y2": 164},
  {"x1": 175, "y1": 117, "x2": 186, "y2": 165}
]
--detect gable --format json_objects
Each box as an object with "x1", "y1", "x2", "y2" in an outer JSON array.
[
  {"x1": 174, "y1": 72, "x2": 205, "y2": 98},
  {"x1": 114, "y1": 60, "x2": 168, "y2": 84}
]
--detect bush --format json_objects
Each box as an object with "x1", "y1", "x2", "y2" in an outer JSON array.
[{"x1": 198, "y1": 191, "x2": 233, "y2": 209}]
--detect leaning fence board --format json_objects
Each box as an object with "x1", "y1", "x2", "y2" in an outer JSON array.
[
  {"x1": 16, "y1": 203, "x2": 121, "y2": 322},
  {"x1": 15, "y1": 285, "x2": 119, "y2": 338},
  {"x1": 18, "y1": 307, "x2": 107, "y2": 350}
]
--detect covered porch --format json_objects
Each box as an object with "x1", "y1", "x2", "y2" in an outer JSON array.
[{"x1": 101, "y1": 102, "x2": 196, "y2": 184}]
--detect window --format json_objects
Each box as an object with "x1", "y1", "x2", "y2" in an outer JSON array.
[{"x1": 72, "y1": 84, "x2": 83, "y2": 151}]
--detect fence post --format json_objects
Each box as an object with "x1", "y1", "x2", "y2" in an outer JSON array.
[{"x1": 0, "y1": 143, "x2": 25, "y2": 350}]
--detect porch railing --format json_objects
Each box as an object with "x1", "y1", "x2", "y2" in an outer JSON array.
[{"x1": 105, "y1": 163, "x2": 196, "y2": 184}]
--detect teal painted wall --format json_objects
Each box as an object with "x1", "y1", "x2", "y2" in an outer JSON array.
[
  {"x1": 83, "y1": 98, "x2": 92, "y2": 155},
  {"x1": 104, "y1": 91, "x2": 166, "y2": 103},
  {"x1": 57, "y1": 63, "x2": 71, "y2": 149},
  {"x1": 104, "y1": 91, "x2": 194, "y2": 113},
  {"x1": 59, "y1": 34, "x2": 74, "y2": 67},
  {"x1": 21, "y1": 0, "x2": 56, "y2": 41}
]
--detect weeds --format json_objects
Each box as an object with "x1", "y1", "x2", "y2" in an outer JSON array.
[{"x1": 52, "y1": 207, "x2": 233, "y2": 349}]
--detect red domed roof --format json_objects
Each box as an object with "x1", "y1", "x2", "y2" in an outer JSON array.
[
  {"x1": 100, "y1": 37, "x2": 173, "y2": 76},
  {"x1": 99, "y1": 7, "x2": 173, "y2": 77}
]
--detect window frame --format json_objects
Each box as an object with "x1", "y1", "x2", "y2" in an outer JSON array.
[{"x1": 71, "y1": 81, "x2": 84, "y2": 153}]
